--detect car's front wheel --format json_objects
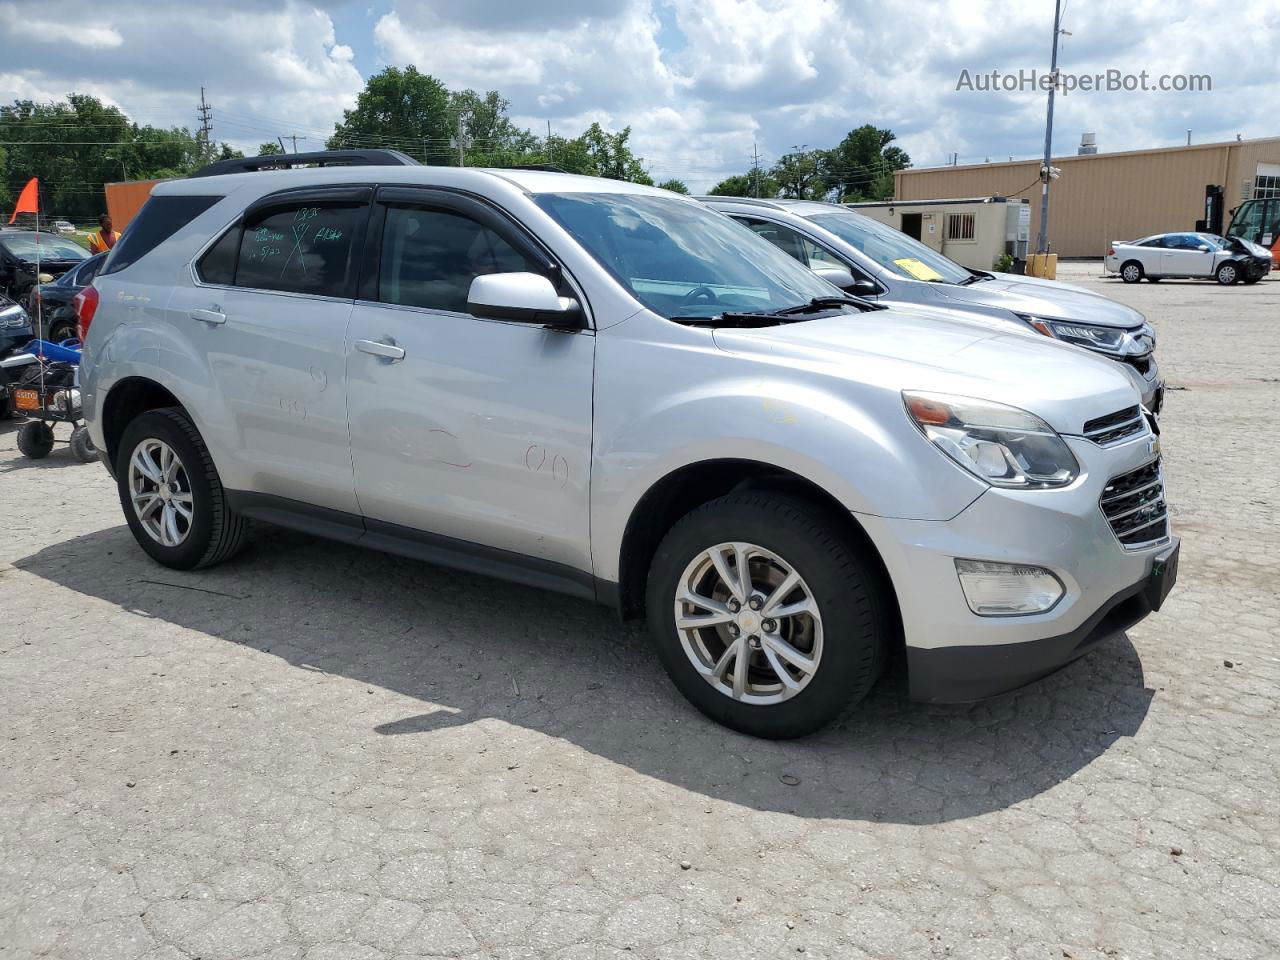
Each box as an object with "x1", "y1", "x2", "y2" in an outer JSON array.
[
  {"x1": 646, "y1": 493, "x2": 889, "y2": 738},
  {"x1": 1216, "y1": 262, "x2": 1240, "y2": 285},
  {"x1": 116, "y1": 408, "x2": 246, "y2": 570}
]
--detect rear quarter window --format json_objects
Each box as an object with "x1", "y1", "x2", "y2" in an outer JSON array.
[{"x1": 101, "y1": 194, "x2": 224, "y2": 275}]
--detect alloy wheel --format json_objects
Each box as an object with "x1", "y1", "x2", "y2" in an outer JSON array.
[
  {"x1": 128, "y1": 438, "x2": 194, "y2": 547},
  {"x1": 673, "y1": 541, "x2": 824, "y2": 705}
]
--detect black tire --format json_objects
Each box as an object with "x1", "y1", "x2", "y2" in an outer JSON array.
[
  {"x1": 645, "y1": 493, "x2": 889, "y2": 739},
  {"x1": 1242, "y1": 274, "x2": 1262, "y2": 285},
  {"x1": 47, "y1": 318, "x2": 77, "y2": 343},
  {"x1": 1216, "y1": 261, "x2": 1240, "y2": 285},
  {"x1": 1120, "y1": 260, "x2": 1144, "y2": 283},
  {"x1": 115, "y1": 407, "x2": 246, "y2": 570},
  {"x1": 69, "y1": 425, "x2": 97, "y2": 463},
  {"x1": 18, "y1": 420, "x2": 55, "y2": 458}
]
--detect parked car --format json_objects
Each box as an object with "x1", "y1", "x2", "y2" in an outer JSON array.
[
  {"x1": 703, "y1": 197, "x2": 1164, "y2": 414},
  {"x1": 1105, "y1": 232, "x2": 1273, "y2": 285},
  {"x1": 26, "y1": 252, "x2": 106, "y2": 342},
  {"x1": 79, "y1": 152, "x2": 1177, "y2": 738},
  {"x1": 0, "y1": 292, "x2": 35, "y2": 419},
  {"x1": 0, "y1": 229, "x2": 89, "y2": 302},
  {"x1": 53, "y1": 220, "x2": 77, "y2": 234}
]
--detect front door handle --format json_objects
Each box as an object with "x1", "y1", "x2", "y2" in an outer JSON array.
[
  {"x1": 354, "y1": 338, "x2": 406, "y2": 362},
  {"x1": 190, "y1": 308, "x2": 226, "y2": 325}
]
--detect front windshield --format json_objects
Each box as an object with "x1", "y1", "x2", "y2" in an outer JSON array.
[
  {"x1": 809, "y1": 211, "x2": 972, "y2": 284},
  {"x1": 535, "y1": 192, "x2": 838, "y2": 318},
  {"x1": 0, "y1": 232, "x2": 88, "y2": 261}
]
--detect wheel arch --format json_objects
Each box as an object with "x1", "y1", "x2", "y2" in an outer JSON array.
[
  {"x1": 613, "y1": 458, "x2": 902, "y2": 641},
  {"x1": 100, "y1": 376, "x2": 186, "y2": 472}
]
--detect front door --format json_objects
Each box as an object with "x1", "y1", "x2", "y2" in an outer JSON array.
[
  {"x1": 1160, "y1": 233, "x2": 1214, "y2": 277},
  {"x1": 900, "y1": 213, "x2": 923, "y2": 240},
  {"x1": 345, "y1": 187, "x2": 595, "y2": 576}
]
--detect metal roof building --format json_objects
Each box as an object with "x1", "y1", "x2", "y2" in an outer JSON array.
[{"x1": 891, "y1": 136, "x2": 1280, "y2": 258}]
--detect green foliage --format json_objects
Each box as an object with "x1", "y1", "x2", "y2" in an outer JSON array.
[
  {"x1": 656, "y1": 178, "x2": 689, "y2": 194},
  {"x1": 0, "y1": 93, "x2": 239, "y2": 221},
  {"x1": 993, "y1": 252, "x2": 1014, "y2": 272},
  {"x1": 257, "y1": 141, "x2": 284, "y2": 156},
  {"x1": 772, "y1": 150, "x2": 828, "y2": 200},
  {"x1": 823, "y1": 125, "x2": 911, "y2": 202},
  {"x1": 707, "y1": 172, "x2": 778, "y2": 198},
  {"x1": 328, "y1": 66, "x2": 454, "y2": 164}
]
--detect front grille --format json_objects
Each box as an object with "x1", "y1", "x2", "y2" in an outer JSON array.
[
  {"x1": 1083, "y1": 405, "x2": 1146, "y2": 445},
  {"x1": 1101, "y1": 459, "x2": 1168, "y2": 548}
]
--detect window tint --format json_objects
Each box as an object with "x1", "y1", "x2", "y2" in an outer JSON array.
[
  {"x1": 378, "y1": 205, "x2": 540, "y2": 312},
  {"x1": 235, "y1": 202, "x2": 363, "y2": 297},
  {"x1": 197, "y1": 224, "x2": 239, "y2": 285},
  {"x1": 101, "y1": 195, "x2": 222, "y2": 275}
]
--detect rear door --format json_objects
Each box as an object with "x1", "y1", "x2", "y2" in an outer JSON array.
[
  {"x1": 172, "y1": 186, "x2": 370, "y2": 513},
  {"x1": 345, "y1": 187, "x2": 595, "y2": 574}
]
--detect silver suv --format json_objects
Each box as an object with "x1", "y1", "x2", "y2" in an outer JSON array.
[
  {"x1": 702, "y1": 197, "x2": 1164, "y2": 414},
  {"x1": 79, "y1": 154, "x2": 1179, "y2": 738}
]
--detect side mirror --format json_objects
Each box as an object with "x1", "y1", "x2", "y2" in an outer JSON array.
[
  {"x1": 1197, "y1": 245, "x2": 1211, "y2": 252},
  {"x1": 467, "y1": 272, "x2": 583, "y2": 328},
  {"x1": 850, "y1": 279, "x2": 881, "y2": 297},
  {"x1": 812, "y1": 265, "x2": 856, "y2": 289}
]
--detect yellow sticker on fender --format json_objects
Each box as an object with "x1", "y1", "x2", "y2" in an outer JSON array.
[{"x1": 893, "y1": 258, "x2": 945, "y2": 282}]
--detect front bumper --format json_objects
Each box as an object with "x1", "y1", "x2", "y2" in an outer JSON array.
[
  {"x1": 856, "y1": 430, "x2": 1175, "y2": 703},
  {"x1": 907, "y1": 539, "x2": 1177, "y2": 701}
]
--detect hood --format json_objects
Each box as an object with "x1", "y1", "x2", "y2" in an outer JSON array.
[
  {"x1": 934, "y1": 273, "x2": 1146, "y2": 329},
  {"x1": 1230, "y1": 236, "x2": 1273, "y2": 259},
  {"x1": 712, "y1": 308, "x2": 1140, "y2": 436}
]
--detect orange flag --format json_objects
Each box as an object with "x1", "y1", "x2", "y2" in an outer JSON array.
[{"x1": 8, "y1": 177, "x2": 38, "y2": 224}]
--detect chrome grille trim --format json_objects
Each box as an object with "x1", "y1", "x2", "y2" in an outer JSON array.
[
  {"x1": 1082, "y1": 405, "x2": 1146, "y2": 446},
  {"x1": 1100, "y1": 458, "x2": 1169, "y2": 549}
]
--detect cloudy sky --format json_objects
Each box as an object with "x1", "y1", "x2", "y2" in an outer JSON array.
[{"x1": 1, "y1": 0, "x2": 1276, "y2": 191}]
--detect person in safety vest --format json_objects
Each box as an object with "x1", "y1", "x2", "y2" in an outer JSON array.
[{"x1": 87, "y1": 214, "x2": 120, "y2": 255}]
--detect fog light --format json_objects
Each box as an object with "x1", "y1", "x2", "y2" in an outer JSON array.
[{"x1": 954, "y1": 559, "x2": 1064, "y2": 616}]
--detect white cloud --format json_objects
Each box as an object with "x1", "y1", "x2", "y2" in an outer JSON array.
[{"x1": 0, "y1": 0, "x2": 1276, "y2": 190}]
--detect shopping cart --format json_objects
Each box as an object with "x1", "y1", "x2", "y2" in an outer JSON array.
[{"x1": 4, "y1": 338, "x2": 97, "y2": 462}]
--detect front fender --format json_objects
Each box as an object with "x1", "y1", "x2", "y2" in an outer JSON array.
[{"x1": 589, "y1": 313, "x2": 986, "y2": 582}]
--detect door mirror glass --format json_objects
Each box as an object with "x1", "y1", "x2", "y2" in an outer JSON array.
[
  {"x1": 850, "y1": 278, "x2": 881, "y2": 297},
  {"x1": 467, "y1": 272, "x2": 583, "y2": 327}
]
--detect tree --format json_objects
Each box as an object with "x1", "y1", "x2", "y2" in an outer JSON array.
[
  {"x1": 708, "y1": 172, "x2": 779, "y2": 198},
  {"x1": 772, "y1": 150, "x2": 827, "y2": 200},
  {"x1": 578, "y1": 123, "x2": 652, "y2": 184},
  {"x1": 656, "y1": 178, "x2": 689, "y2": 194},
  {"x1": 825, "y1": 125, "x2": 911, "y2": 201},
  {"x1": 257, "y1": 142, "x2": 284, "y2": 156},
  {"x1": 328, "y1": 66, "x2": 453, "y2": 164},
  {"x1": 452, "y1": 89, "x2": 540, "y2": 167},
  {"x1": 1, "y1": 94, "x2": 235, "y2": 221}
]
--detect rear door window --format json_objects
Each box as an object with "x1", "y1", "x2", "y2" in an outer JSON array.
[{"x1": 233, "y1": 198, "x2": 367, "y2": 298}]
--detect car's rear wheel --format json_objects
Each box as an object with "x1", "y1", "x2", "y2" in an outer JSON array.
[
  {"x1": 645, "y1": 493, "x2": 889, "y2": 738},
  {"x1": 116, "y1": 408, "x2": 246, "y2": 570},
  {"x1": 1120, "y1": 261, "x2": 1144, "y2": 283},
  {"x1": 1216, "y1": 262, "x2": 1240, "y2": 285}
]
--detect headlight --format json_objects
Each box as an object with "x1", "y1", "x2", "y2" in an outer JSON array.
[
  {"x1": 903, "y1": 391, "x2": 1080, "y2": 489},
  {"x1": 1022, "y1": 315, "x2": 1153, "y2": 357},
  {"x1": 0, "y1": 305, "x2": 30, "y2": 328}
]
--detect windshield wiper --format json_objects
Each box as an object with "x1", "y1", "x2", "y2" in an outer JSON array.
[
  {"x1": 770, "y1": 295, "x2": 885, "y2": 315},
  {"x1": 959, "y1": 271, "x2": 994, "y2": 285}
]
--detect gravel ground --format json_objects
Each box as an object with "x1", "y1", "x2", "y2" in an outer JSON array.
[{"x1": 2, "y1": 264, "x2": 1277, "y2": 960}]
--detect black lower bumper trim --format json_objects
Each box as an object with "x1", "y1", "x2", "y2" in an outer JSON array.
[{"x1": 908, "y1": 542, "x2": 1178, "y2": 703}]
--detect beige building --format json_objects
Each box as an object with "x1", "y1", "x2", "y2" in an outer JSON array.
[
  {"x1": 891, "y1": 136, "x2": 1280, "y2": 258},
  {"x1": 845, "y1": 196, "x2": 1031, "y2": 270}
]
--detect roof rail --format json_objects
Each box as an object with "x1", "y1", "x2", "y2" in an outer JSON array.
[
  {"x1": 500, "y1": 163, "x2": 570, "y2": 173},
  {"x1": 693, "y1": 195, "x2": 790, "y2": 211},
  {"x1": 189, "y1": 149, "x2": 420, "y2": 179}
]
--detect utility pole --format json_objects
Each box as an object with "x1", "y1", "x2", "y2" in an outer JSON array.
[
  {"x1": 197, "y1": 87, "x2": 213, "y2": 159},
  {"x1": 282, "y1": 135, "x2": 306, "y2": 153},
  {"x1": 456, "y1": 112, "x2": 467, "y2": 167},
  {"x1": 751, "y1": 142, "x2": 761, "y2": 197},
  {"x1": 1035, "y1": 0, "x2": 1064, "y2": 254}
]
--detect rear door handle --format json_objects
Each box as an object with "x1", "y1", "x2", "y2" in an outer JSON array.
[
  {"x1": 190, "y1": 308, "x2": 226, "y2": 325},
  {"x1": 354, "y1": 338, "x2": 406, "y2": 362}
]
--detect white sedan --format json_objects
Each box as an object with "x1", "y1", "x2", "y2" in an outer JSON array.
[{"x1": 1106, "y1": 232, "x2": 1273, "y2": 285}]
